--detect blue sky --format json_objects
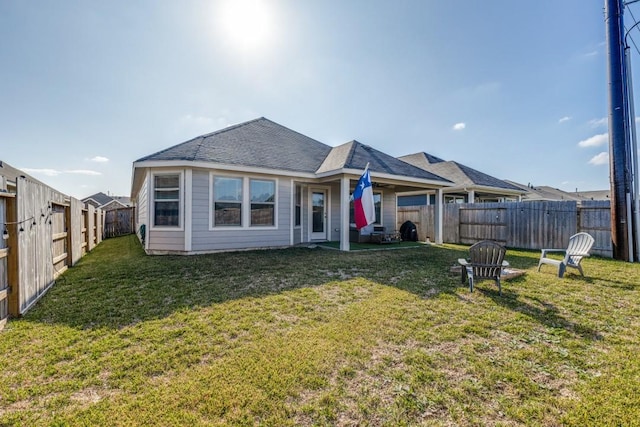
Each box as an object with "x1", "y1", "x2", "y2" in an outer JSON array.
[{"x1": 0, "y1": 1, "x2": 620, "y2": 198}]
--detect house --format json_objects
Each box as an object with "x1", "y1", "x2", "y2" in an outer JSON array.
[
  {"x1": 503, "y1": 181, "x2": 611, "y2": 202},
  {"x1": 82, "y1": 192, "x2": 132, "y2": 211},
  {"x1": 130, "y1": 118, "x2": 453, "y2": 254},
  {"x1": 575, "y1": 190, "x2": 610, "y2": 201},
  {"x1": 396, "y1": 152, "x2": 526, "y2": 205}
]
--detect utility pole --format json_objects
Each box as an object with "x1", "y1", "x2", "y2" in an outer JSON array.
[{"x1": 605, "y1": 0, "x2": 632, "y2": 260}]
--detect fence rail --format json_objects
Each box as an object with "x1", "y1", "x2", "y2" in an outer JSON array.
[
  {"x1": 398, "y1": 201, "x2": 612, "y2": 257},
  {"x1": 0, "y1": 162, "x2": 103, "y2": 329}
]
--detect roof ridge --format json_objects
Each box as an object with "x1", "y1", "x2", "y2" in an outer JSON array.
[
  {"x1": 190, "y1": 136, "x2": 206, "y2": 161},
  {"x1": 344, "y1": 140, "x2": 359, "y2": 166}
]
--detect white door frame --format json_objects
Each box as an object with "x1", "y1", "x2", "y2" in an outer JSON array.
[{"x1": 309, "y1": 187, "x2": 330, "y2": 241}]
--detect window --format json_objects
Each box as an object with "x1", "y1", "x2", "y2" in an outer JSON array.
[
  {"x1": 153, "y1": 174, "x2": 180, "y2": 227},
  {"x1": 350, "y1": 192, "x2": 382, "y2": 225},
  {"x1": 213, "y1": 177, "x2": 243, "y2": 226},
  {"x1": 211, "y1": 175, "x2": 278, "y2": 229},
  {"x1": 250, "y1": 179, "x2": 275, "y2": 226},
  {"x1": 373, "y1": 192, "x2": 381, "y2": 224},
  {"x1": 445, "y1": 195, "x2": 466, "y2": 204},
  {"x1": 295, "y1": 185, "x2": 302, "y2": 226},
  {"x1": 397, "y1": 194, "x2": 427, "y2": 207}
]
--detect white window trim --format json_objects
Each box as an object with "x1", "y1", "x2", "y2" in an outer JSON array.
[
  {"x1": 308, "y1": 185, "x2": 331, "y2": 241},
  {"x1": 150, "y1": 170, "x2": 184, "y2": 231},
  {"x1": 210, "y1": 173, "x2": 244, "y2": 230},
  {"x1": 349, "y1": 190, "x2": 383, "y2": 227},
  {"x1": 248, "y1": 177, "x2": 278, "y2": 229},
  {"x1": 209, "y1": 172, "x2": 279, "y2": 231},
  {"x1": 374, "y1": 191, "x2": 383, "y2": 226},
  {"x1": 294, "y1": 184, "x2": 302, "y2": 229}
]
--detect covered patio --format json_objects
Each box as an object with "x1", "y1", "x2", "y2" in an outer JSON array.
[{"x1": 307, "y1": 140, "x2": 453, "y2": 251}]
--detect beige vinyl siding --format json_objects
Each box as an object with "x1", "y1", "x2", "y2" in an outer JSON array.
[
  {"x1": 382, "y1": 191, "x2": 396, "y2": 230},
  {"x1": 328, "y1": 182, "x2": 341, "y2": 241},
  {"x1": 191, "y1": 170, "x2": 293, "y2": 252}
]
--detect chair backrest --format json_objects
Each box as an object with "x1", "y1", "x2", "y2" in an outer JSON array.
[
  {"x1": 565, "y1": 232, "x2": 595, "y2": 265},
  {"x1": 469, "y1": 240, "x2": 506, "y2": 279}
]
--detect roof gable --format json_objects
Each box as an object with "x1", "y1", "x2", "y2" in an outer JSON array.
[
  {"x1": 82, "y1": 192, "x2": 113, "y2": 206},
  {"x1": 319, "y1": 141, "x2": 451, "y2": 182}
]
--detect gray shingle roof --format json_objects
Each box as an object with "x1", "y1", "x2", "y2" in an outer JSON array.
[
  {"x1": 318, "y1": 141, "x2": 451, "y2": 182},
  {"x1": 399, "y1": 152, "x2": 522, "y2": 191},
  {"x1": 136, "y1": 117, "x2": 332, "y2": 174},
  {"x1": 82, "y1": 192, "x2": 113, "y2": 206},
  {"x1": 137, "y1": 119, "x2": 451, "y2": 183}
]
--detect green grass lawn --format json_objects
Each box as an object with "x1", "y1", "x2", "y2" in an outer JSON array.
[{"x1": 1, "y1": 235, "x2": 639, "y2": 426}]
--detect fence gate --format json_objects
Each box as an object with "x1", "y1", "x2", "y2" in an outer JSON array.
[{"x1": 104, "y1": 207, "x2": 135, "y2": 238}]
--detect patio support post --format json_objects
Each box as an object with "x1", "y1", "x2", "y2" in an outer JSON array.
[
  {"x1": 467, "y1": 189, "x2": 475, "y2": 203},
  {"x1": 340, "y1": 176, "x2": 350, "y2": 251},
  {"x1": 435, "y1": 188, "x2": 443, "y2": 244}
]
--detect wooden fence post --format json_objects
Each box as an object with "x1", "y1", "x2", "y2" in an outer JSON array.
[{"x1": 5, "y1": 194, "x2": 19, "y2": 317}]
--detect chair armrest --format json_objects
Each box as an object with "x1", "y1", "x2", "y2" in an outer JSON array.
[
  {"x1": 540, "y1": 249, "x2": 564, "y2": 258},
  {"x1": 458, "y1": 258, "x2": 469, "y2": 266},
  {"x1": 502, "y1": 260, "x2": 509, "y2": 267},
  {"x1": 567, "y1": 252, "x2": 591, "y2": 257}
]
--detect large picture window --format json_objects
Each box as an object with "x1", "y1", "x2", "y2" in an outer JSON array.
[
  {"x1": 213, "y1": 177, "x2": 243, "y2": 226},
  {"x1": 153, "y1": 174, "x2": 180, "y2": 227},
  {"x1": 250, "y1": 179, "x2": 275, "y2": 226}
]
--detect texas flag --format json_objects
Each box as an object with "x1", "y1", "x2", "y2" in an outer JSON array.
[{"x1": 352, "y1": 167, "x2": 376, "y2": 229}]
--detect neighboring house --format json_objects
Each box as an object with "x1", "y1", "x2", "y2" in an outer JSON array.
[
  {"x1": 575, "y1": 190, "x2": 610, "y2": 201},
  {"x1": 397, "y1": 152, "x2": 526, "y2": 205},
  {"x1": 130, "y1": 117, "x2": 453, "y2": 254},
  {"x1": 504, "y1": 181, "x2": 610, "y2": 202},
  {"x1": 82, "y1": 192, "x2": 131, "y2": 211}
]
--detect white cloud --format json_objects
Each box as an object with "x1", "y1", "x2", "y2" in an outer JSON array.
[
  {"x1": 589, "y1": 117, "x2": 607, "y2": 128},
  {"x1": 21, "y1": 168, "x2": 102, "y2": 177},
  {"x1": 21, "y1": 168, "x2": 61, "y2": 177},
  {"x1": 578, "y1": 133, "x2": 608, "y2": 148},
  {"x1": 584, "y1": 51, "x2": 598, "y2": 58},
  {"x1": 88, "y1": 156, "x2": 109, "y2": 163},
  {"x1": 588, "y1": 152, "x2": 609, "y2": 166},
  {"x1": 452, "y1": 122, "x2": 466, "y2": 131},
  {"x1": 558, "y1": 116, "x2": 571, "y2": 124},
  {"x1": 66, "y1": 170, "x2": 102, "y2": 176}
]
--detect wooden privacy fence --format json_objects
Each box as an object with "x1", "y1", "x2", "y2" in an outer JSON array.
[
  {"x1": 0, "y1": 164, "x2": 103, "y2": 329},
  {"x1": 398, "y1": 200, "x2": 612, "y2": 258},
  {"x1": 104, "y1": 207, "x2": 135, "y2": 238}
]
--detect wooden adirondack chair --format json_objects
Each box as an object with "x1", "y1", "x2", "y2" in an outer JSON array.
[
  {"x1": 537, "y1": 232, "x2": 595, "y2": 278},
  {"x1": 458, "y1": 240, "x2": 508, "y2": 295}
]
